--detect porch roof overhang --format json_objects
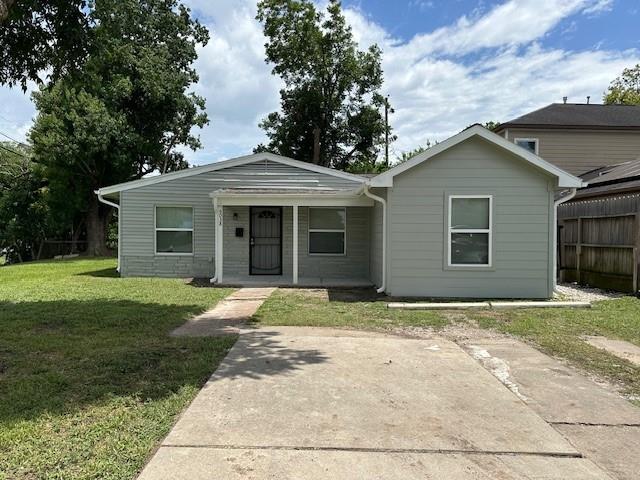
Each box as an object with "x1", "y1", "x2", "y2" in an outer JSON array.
[{"x1": 209, "y1": 187, "x2": 374, "y2": 207}]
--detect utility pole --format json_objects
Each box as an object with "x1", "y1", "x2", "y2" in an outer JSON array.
[{"x1": 384, "y1": 95, "x2": 390, "y2": 169}]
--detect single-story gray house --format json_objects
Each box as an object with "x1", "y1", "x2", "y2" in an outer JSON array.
[{"x1": 96, "y1": 125, "x2": 583, "y2": 298}]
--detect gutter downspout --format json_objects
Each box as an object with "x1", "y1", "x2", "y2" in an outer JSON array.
[
  {"x1": 553, "y1": 187, "x2": 577, "y2": 291},
  {"x1": 209, "y1": 196, "x2": 219, "y2": 284},
  {"x1": 96, "y1": 192, "x2": 121, "y2": 273},
  {"x1": 363, "y1": 185, "x2": 386, "y2": 294}
]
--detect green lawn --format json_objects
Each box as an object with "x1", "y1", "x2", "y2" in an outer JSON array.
[
  {"x1": 470, "y1": 298, "x2": 640, "y2": 403},
  {"x1": 0, "y1": 258, "x2": 234, "y2": 480},
  {"x1": 253, "y1": 289, "x2": 448, "y2": 329}
]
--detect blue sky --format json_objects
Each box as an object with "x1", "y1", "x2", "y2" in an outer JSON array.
[
  {"x1": 345, "y1": 0, "x2": 639, "y2": 51},
  {"x1": 1, "y1": 0, "x2": 638, "y2": 166}
]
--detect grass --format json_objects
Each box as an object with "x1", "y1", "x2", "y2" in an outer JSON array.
[
  {"x1": 253, "y1": 289, "x2": 449, "y2": 330},
  {"x1": 0, "y1": 258, "x2": 235, "y2": 480},
  {"x1": 469, "y1": 298, "x2": 640, "y2": 402}
]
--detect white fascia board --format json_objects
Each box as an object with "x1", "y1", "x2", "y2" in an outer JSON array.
[
  {"x1": 368, "y1": 125, "x2": 585, "y2": 189},
  {"x1": 96, "y1": 152, "x2": 366, "y2": 195}
]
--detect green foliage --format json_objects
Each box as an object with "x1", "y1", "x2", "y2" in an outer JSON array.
[
  {"x1": 394, "y1": 144, "x2": 431, "y2": 165},
  {"x1": 0, "y1": 143, "x2": 50, "y2": 263},
  {"x1": 255, "y1": 0, "x2": 392, "y2": 169},
  {"x1": 0, "y1": 0, "x2": 89, "y2": 91},
  {"x1": 604, "y1": 64, "x2": 640, "y2": 105},
  {"x1": 28, "y1": 0, "x2": 209, "y2": 255},
  {"x1": 484, "y1": 121, "x2": 501, "y2": 130}
]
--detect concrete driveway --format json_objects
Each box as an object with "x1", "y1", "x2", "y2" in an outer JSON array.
[{"x1": 138, "y1": 327, "x2": 623, "y2": 479}]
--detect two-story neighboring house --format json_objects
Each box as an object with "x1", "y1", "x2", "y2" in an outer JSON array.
[
  {"x1": 495, "y1": 103, "x2": 640, "y2": 293},
  {"x1": 494, "y1": 103, "x2": 640, "y2": 177}
]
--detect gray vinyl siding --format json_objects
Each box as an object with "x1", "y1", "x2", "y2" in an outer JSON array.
[
  {"x1": 504, "y1": 128, "x2": 640, "y2": 176},
  {"x1": 298, "y1": 207, "x2": 370, "y2": 280},
  {"x1": 386, "y1": 136, "x2": 554, "y2": 298},
  {"x1": 118, "y1": 159, "x2": 364, "y2": 278},
  {"x1": 369, "y1": 188, "x2": 386, "y2": 286}
]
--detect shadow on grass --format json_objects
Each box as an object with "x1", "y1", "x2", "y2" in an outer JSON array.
[
  {"x1": 0, "y1": 299, "x2": 328, "y2": 425},
  {"x1": 76, "y1": 267, "x2": 120, "y2": 278},
  {"x1": 326, "y1": 288, "x2": 386, "y2": 303}
]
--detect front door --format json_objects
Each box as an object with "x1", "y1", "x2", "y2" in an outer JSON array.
[{"x1": 250, "y1": 207, "x2": 282, "y2": 275}]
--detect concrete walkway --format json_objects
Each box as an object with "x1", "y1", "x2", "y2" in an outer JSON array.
[
  {"x1": 584, "y1": 335, "x2": 640, "y2": 366},
  {"x1": 139, "y1": 327, "x2": 613, "y2": 479},
  {"x1": 464, "y1": 337, "x2": 640, "y2": 480},
  {"x1": 171, "y1": 288, "x2": 275, "y2": 337}
]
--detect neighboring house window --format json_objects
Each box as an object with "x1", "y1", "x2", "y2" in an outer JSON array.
[
  {"x1": 155, "y1": 206, "x2": 193, "y2": 254},
  {"x1": 448, "y1": 196, "x2": 492, "y2": 267},
  {"x1": 308, "y1": 207, "x2": 346, "y2": 255},
  {"x1": 514, "y1": 138, "x2": 538, "y2": 154}
]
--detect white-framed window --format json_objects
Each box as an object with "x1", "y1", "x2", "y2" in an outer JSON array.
[
  {"x1": 155, "y1": 206, "x2": 194, "y2": 255},
  {"x1": 514, "y1": 137, "x2": 538, "y2": 154},
  {"x1": 448, "y1": 195, "x2": 492, "y2": 267},
  {"x1": 308, "y1": 207, "x2": 346, "y2": 255}
]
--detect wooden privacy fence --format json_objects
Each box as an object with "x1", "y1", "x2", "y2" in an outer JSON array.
[{"x1": 558, "y1": 194, "x2": 640, "y2": 293}]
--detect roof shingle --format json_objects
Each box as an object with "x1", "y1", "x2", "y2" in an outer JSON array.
[{"x1": 498, "y1": 103, "x2": 640, "y2": 129}]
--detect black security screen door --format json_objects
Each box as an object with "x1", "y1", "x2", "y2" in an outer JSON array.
[{"x1": 250, "y1": 207, "x2": 282, "y2": 275}]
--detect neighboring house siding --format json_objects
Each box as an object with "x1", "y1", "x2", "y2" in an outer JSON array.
[
  {"x1": 119, "y1": 160, "x2": 362, "y2": 278},
  {"x1": 369, "y1": 188, "x2": 386, "y2": 287},
  {"x1": 504, "y1": 128, "x2": 640, "y2": 175},
  {"x1": 386, "y1": 137, "x2": 554, "y2": 298}
]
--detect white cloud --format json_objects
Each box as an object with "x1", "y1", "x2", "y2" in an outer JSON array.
[
  {"x1": 583, "y1": 0, "x2": 614, "y2": 15},
  {"x1": 339, "y1": 0, "x2": 639, "y2": 156},
  {"x1": 0, "y1": 0, "x2": 636, "y2": 166}
]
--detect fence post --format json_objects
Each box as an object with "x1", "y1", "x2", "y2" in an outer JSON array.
[
  {"x1": 634, "y1": 212, "x2": 640, "y2": 294},
  {"x1": 576, "y1": 217, "x2": 582, "y2": 284}
]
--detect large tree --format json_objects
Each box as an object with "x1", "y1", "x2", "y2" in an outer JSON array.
[
  {"x1": 0, "y1": 0, "x2": 89, "y2": 91},
  {"x1": 255, "y1": 0, "x2": 391, "y2": 170},
  {"x1": 0, "y1": 142, "x2": 50, "y2": 263},
  {"x1": 604, "y1": 64, "x2": 640, "y2": 105},
  {"x1": 29, "y1": 0, "x2": 208, "y2": 256}
]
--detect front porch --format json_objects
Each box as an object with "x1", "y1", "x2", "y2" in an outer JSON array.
[
  {"x1": 218, "y1": 275, "x2": 373, "y2": 288},
  {"x1": 210, "y1": 188, "x2": 378, "y2": 287}
]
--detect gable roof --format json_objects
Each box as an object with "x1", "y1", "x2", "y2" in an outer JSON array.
[
  {"x1": 369, "y1": 124, "x2": 584, "y2": 189},
  {"x1": 496, "y1": 103, "x2": 640, "y2": 131},
  {"x1": 96, "y1": 152, "x2": 366, "y2": 196}
]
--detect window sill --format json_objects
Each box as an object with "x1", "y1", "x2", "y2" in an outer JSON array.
[{"x1": 443, "y1": 264, "x2": 495, "y2": 272}]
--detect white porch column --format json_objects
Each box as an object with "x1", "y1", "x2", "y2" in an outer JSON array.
[
  {"x1": 213, "y1": 199, "x2": 223, "y2": 282},
  {"x1": 292, "y1": 205, "x2": 299, "y2": 284}
]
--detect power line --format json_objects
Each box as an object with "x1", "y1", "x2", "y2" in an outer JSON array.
[
  {"x1": 0, "y1": 143, "x2": 27, "y2": 158},
  {"x1": 0, "y1": 130, "x2": 29, "y2": 147}
]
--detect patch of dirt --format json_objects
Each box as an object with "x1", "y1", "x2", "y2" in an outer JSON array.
[
  {"x1": 279, "y1": 288, "x2": 329, "y2": 301},
  {"x1": 392, "y1": 312, "x2": 508, "y2": 343}
]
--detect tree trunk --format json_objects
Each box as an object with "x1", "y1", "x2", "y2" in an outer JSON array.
[
  {"x1": 70, "y1": 219, "x2": 84, "y2": 253},
  {"x1": 0, "y1": 0, "x2": 15, "y2": 22},
  {"x1": 86, "y1": 196, "x2": 109, "y2": 256},
  {"x1": 312, "y1": 126, "x2": 321, "y2": 165}
]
